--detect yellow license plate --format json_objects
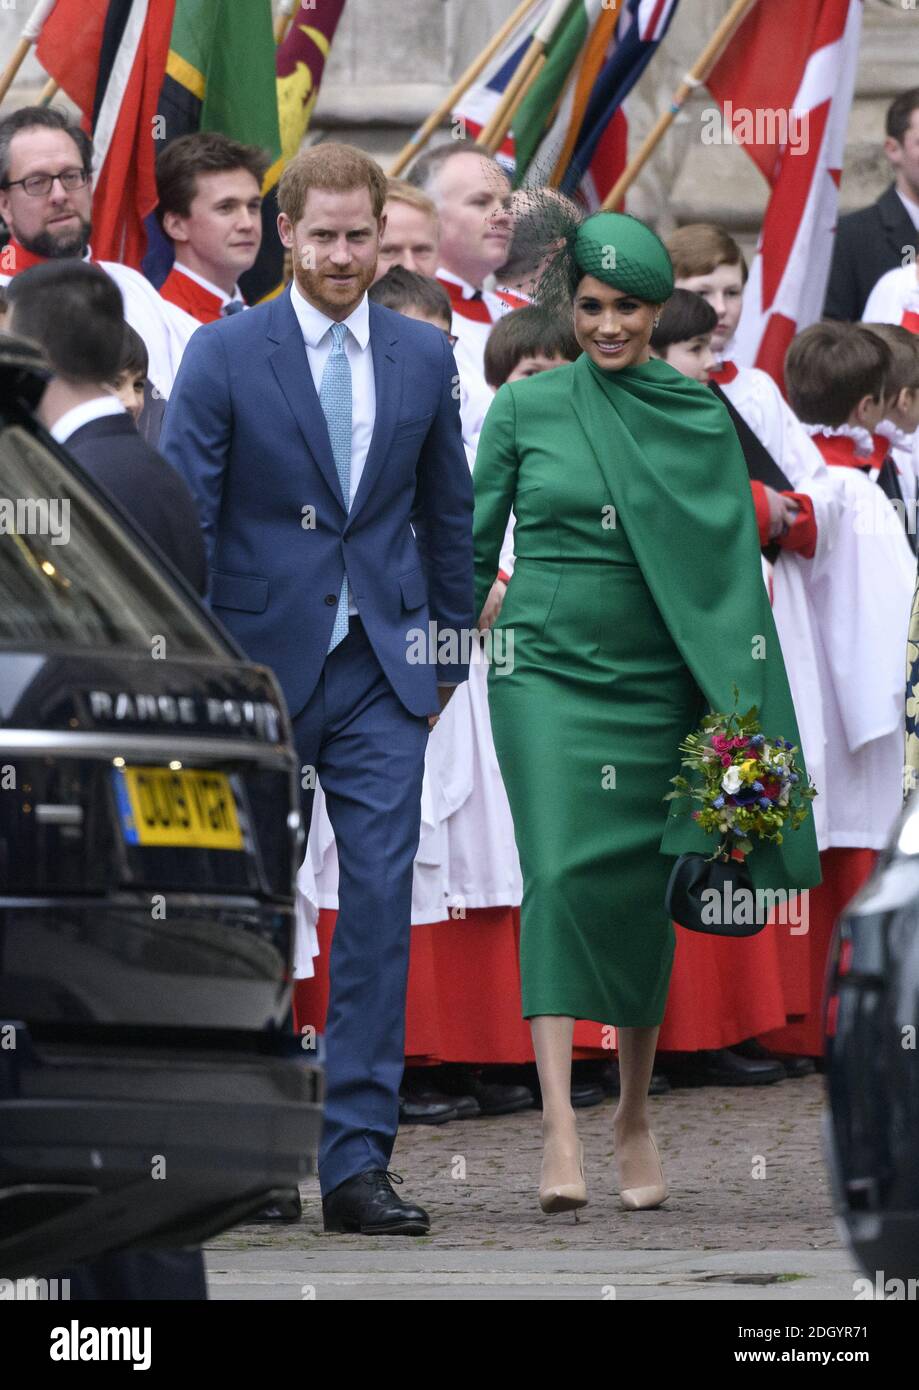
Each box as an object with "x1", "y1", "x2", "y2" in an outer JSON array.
[{"x1": 114, "y1": 765, "x2": 243, "y2": 850}]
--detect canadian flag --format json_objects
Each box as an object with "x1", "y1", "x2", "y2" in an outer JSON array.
[{"x1": 707, "y1": 0, "x2": 863, "y2": 389}]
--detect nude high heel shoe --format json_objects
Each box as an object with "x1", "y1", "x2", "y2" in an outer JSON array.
[
  {"x1": 617, "y1": 1132, "x2": 668, "y2": 1211},
  {"x1": 539, "y1": 1135, "x2": 588, "y2": 1214}
]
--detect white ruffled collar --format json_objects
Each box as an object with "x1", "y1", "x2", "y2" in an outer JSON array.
[
  {"x1": 801, "y1": 421, "x2": 874, "y2": 457},
  {"x1": 876, "y1": 418, "x2": 916, "y2": 451}
]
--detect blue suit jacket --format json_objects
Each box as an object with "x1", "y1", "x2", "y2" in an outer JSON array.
[{"x1": 160, "y1": 292, "x2": 475, "y2": 718}]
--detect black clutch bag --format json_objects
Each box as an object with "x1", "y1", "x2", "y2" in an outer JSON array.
[{"x1": 665, "y1": 851, "x2": 766, "y2": 937}]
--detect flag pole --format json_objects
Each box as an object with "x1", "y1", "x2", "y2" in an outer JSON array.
[
  {"x1": 483, "y1": 54, "x2": 547, "y2": 156},
  {"x1": 476, "y1": 0, "x2": 572, "y2": 155},
  {"x1": 39, "y1": 76, "x2": 59, "y2": 106},
  {"x1": 275, "y1": 0, "x2": 297, "y2": 46},
  {"x1": 388, "y1": 0, "x2": 543, "y2": 177},
  {"x1": 0, "y1": 0, "x2": 58, "y2": 107},
  {"x1": 600, "y1": 0, "x2": 759, "y2": 212}
]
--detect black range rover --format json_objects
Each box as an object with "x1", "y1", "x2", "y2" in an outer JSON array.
[{"x1": 0, "y1": 338, "x2": 321, "y2": 1278}]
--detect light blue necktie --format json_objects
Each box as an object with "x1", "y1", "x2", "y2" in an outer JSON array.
[{"x1": 320, "y1": 320, "x2": 352, "y2": 653}]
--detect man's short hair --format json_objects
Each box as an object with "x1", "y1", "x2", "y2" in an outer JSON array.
[
  {"x1": 155, "y1": 131, "x2": 271, "y2": 231},
  {"x1": 368, "y1": 265, "x2": 452, "y2": 324},
  {"x1": 861, "y1": 322, "x2": 919, "y2": 398},
  {"x1": 384, "y1": 178, "x2": 438, "y2": 222},
  {"x1": 886, "y1": 88, "x2": 919, "y2": 145},
  {"x1": 0, "y1": 105, "x2": 93, "y2": 188},
  {"x1": 406, "y1": 139, "x2": 506, "y2": 199},
  {"x1": 278, "y1": 142, "x2": 387, "y2": 225},
  {"x1": 666, "y1": 223, "x2": 748, "y2": 285},
  {"x1": 483, "y1": 305, "x2": 580, "y2": 389},
  {"x1": 650, "y1": 289, "x2": 717, "y2": 353},
  {"x1": 7, "y1": 260, "x2": 124, "y2": 383},
  {"x1": 785, "y1": 320, "x2": 891, "y2": 427}
]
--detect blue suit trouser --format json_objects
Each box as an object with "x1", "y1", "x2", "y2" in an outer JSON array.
[{"x1": 291, "y1": 618, "x2": 429, "y2": 1197}]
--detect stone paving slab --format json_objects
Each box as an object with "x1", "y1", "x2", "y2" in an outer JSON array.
[
  {"x1": 209, "y1": 1075, "x2": 839, "y2": 1255},
  {"x1": 204, "y1": 1249, "x2": 860, "y2": 1301}
]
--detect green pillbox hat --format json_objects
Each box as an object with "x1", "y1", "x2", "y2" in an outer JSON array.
[{"x1": 573, "y1": 212, "x2": 674, "y2": 303}]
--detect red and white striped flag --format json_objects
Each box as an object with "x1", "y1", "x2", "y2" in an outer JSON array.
[{"x1": 707, "y1": 0, "x2": 863, "y2": 388}]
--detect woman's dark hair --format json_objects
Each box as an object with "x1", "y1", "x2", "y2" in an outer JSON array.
[
  {"x1": 785, "y1": 321, "x2": 891, "y2": 427},
  {"x1": 484, "y1": 305, "x2": 580, "y2": 389},
  {"x1": 6, "y1": 260, "x2": 124, "y2": 383},
  {"x1": 368, "y1": 265, "x2": 452, "y2": 324},
  {"x1": 650, "y1": 289, "x2": 718, "y2": 352},
  {"x1": 116, "y1": 320, "x2": 148, "y2": 379}
]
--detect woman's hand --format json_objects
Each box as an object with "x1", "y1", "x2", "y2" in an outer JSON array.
[{"x1": 477, "y1": 578, "x2": 508, "y2": 631}]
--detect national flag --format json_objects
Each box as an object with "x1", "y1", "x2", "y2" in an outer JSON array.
[
  {"x1": 149, "y1": 0, "x2": 283, "y2": 300},
  {"x1": 452, "y1": 0, "x2": 681, "y2": 210},
  {"x1": 36, "y1": 0, "x2": 175, "y2": 266},
  {"x1": 549, "y1": 0, "x2": 681, "y2": 207},
  {"x1": 277, "y1": 0, "x2": 348, "y2": 165},
  {"x1": 706, "y1": 0, "x2": 863, "y2": 388},
  {"x1": 451, "y1": 0, "x2": 558, "y2": 161}
]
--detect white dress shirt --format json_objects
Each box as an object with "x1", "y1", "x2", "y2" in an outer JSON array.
[
  {"x1": 289, "y1": 282, "x2": 375, "y2": 616},
  {"x1": 50, "y1": 394, "x2": 126, "y2": 444}
]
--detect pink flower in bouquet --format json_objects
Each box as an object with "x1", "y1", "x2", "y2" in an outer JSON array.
[{"x1": 711, "y1": 734, "x2": 733, "y2": 754}]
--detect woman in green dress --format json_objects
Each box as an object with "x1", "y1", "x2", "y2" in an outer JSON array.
[{"x1": 473, "y1": 212, "x2": 820, "y2": 1215}]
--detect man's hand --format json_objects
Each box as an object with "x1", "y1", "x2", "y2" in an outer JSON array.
[
  {"x1": 428, "y1": 683, "x2": 456, "y2": 731},
  {"x1": 764, "y1": 485, "x2": 801, "y2": 540},
  {"x1": 477, "y1": 577, "x2": 508, "y2": 632}
]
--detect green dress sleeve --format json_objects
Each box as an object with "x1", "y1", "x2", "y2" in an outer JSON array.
[{"x1": 473, "y1": 384, "x2": 519, "y2": 620}]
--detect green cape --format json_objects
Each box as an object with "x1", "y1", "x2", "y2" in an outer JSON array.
[{"x1": 567, "y1": 352, "x2": 821, "y2": 893}]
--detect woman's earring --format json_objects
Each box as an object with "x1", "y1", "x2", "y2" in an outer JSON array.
[{"x1": 653, "y1": 315, "x2": 661, "y2": 327}]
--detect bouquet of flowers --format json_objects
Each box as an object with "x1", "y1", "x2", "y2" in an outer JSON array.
[{"x1": 665, "y1": 687, "x2": 816, "y2": 862}]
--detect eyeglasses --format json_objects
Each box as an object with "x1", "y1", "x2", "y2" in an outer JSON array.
[{"x1": 2, "y1": 168, "x2": 89, "y2": 197}]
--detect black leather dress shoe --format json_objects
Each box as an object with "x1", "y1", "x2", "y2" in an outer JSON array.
[
  {"x1": 398, "y1": 1084, "x2": 460, "y2": 1125},
  {"x1": 662, "y1": 1047, "x2": 785, "y2": 1087},
  {"x1": 733, "y1": 1038, "x2": 816, "y2": 1078},
  {"x1": 435, "y1": 1065, "x2": 534, "y2": 1116},
  {"x1": 322, "y1": 1170, "x2": 430, "y2": 1235},
  {"x1": 252, "y1": 1188, "x2": 302, "y2": 1222}
]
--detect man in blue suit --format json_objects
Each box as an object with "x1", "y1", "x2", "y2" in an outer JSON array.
[{"x1": 161, "y1": 143, "x2": 475, "y2": 1234}]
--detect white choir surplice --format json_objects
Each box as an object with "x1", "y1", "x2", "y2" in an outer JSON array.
[
  {"x1": 0, "y1": 251, "x2": 200, "y2": 401},
  {"x1": 862, "y1": 262, "x2": 919, "y2": 328}
]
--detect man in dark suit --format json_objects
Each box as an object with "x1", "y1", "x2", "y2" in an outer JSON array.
[
  {"x1": 5, "y1": 261, "x2": 206, "y2": 594},
  {"x1": 824, "y1": 88, "x2": 919, "y2": 322},
  {"x1": 160, "y1": 143, "x2": 475, "y2": 1235}
]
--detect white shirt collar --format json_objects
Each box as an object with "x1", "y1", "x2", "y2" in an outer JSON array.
[
  {"x1": 437, "y1": 266, "x2": 483, "y2": 300},
  {"x1": 51, "y1": 395, "x2": 126, "y2": 444},
  {"x1": 172, "y1": 260, "x2": 243, "y2": 307},
  {"x1": 896, "y1": 188, "x2": 919, "y2": 233},
  {"x1": 289, "y1": 281, "x2": 370, "y2": 350}
]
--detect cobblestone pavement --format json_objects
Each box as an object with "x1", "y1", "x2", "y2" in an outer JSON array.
[{"x1": 209, "y1": 1074, "x2": 841, "y2": 1258}]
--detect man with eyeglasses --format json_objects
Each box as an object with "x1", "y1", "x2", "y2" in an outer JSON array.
[{"x1": 0, "y1": 106, "x2": 198, "y2": 402}]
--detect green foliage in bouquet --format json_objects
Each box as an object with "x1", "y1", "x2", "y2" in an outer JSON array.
[{"x1": 664, "y1": 685, "x2": 817, "y2": 861}]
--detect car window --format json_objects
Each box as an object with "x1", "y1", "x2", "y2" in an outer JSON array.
[{"x1": 0, "y1": 424, "x2": 225, "y2": 657}]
